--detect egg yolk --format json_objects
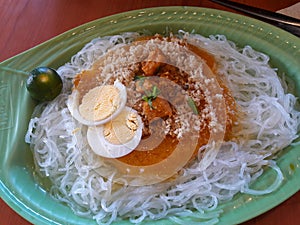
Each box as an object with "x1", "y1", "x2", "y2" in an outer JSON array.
[
  {"x1": 103, "y1": 111, "x2": 139, "y2": 145},
  {"x1": 79, "y1": 85, "x2": 120, "y2": 121}
]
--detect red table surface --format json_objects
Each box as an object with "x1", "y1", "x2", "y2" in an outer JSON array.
[{"x1": 0, "y1": 0, "x2": 299, "y2": 224}]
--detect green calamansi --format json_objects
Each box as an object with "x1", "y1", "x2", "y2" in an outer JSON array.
[{"x1": 26, "y1": 67, "x2": 63, "y2": 102}]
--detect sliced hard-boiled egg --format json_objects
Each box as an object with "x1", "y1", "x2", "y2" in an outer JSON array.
[
  {"x1": 67, "y1": 80, "x2": 127, "y2": 126},
  {"x1": 87, "y1": 107, "x2": 143, "y2": 158}
]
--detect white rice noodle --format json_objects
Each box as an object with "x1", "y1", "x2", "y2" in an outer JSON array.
[{"x1": 25, "y1": 32, "x2": 300, "y2": 225}]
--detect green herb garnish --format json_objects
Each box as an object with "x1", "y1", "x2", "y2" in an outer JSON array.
[
  {"x1": 133, "y1": 75, "x2": 146, "y2": 81},
  {"x1": 142, "y1": 85, "x2": 160, "y2": 109},
  {"x1": 187, "y1": 97, "x2": 199, "y2": 115}
]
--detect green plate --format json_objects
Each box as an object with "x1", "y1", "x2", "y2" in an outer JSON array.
[{"x1": 0, "y1": 6, "x2": 300, "y2": 225}]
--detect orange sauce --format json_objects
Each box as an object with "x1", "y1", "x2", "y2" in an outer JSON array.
[
  {"x1": 118, "y1": 136, "x2": 178, "y2": 166},
  {"x1": 117, "y1": 36, "x2": 238, "y2": 167},
  {"x1": 73, "y1": 35, "x2": 238, "y2": 167},
  {"x1": 184, "y1": 42, "x2": 216, "y2": 71},
  {"x1": 135, "y1": 35, "x2": 216, "y2": 71}
]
